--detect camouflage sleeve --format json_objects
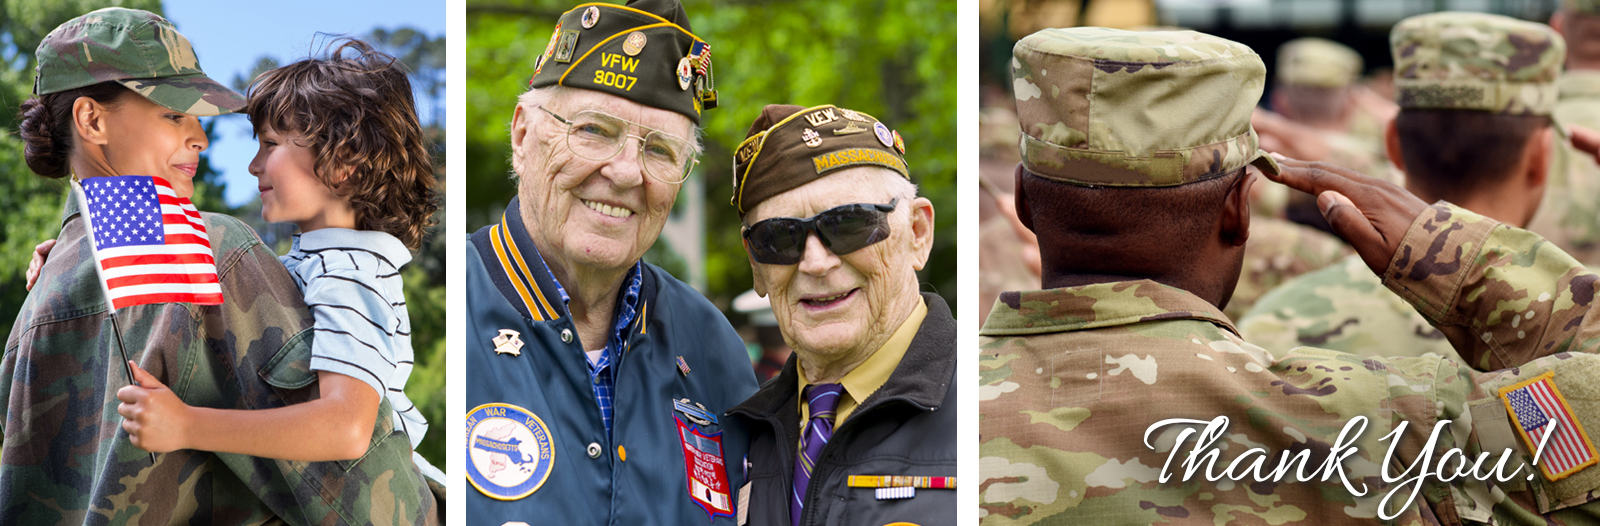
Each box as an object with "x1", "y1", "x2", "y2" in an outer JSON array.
[{"x1": 1384, "y1": 203, "x2": 1598, "y2": 370}]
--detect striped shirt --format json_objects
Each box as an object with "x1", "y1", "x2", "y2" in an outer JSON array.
[{"x1": 280, "y1": 228, "x2": 427, "y2": 451}]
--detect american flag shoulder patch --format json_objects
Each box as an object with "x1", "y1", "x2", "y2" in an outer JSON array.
[{"x1": 1499, "y1": 371, "x2": 1599, "y2": 481}]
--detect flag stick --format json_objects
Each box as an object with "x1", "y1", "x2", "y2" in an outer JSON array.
[{"x1": 107, "y1": 311, "x2": 156, "y2": 465}]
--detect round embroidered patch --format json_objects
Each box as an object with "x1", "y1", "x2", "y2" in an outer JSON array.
[{"x1": 467, "y1": 403, "x2": 556, "y2": 500}]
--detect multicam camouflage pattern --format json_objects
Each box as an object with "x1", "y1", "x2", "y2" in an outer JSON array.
[
  {"x1": 0, "y1": 197, "x2": 439, "y2": 525},
  {"x1": 34, "y1": 7, "x2": 244, "y2": 116},
  {"x1": 1223, "y1": 217, "x2": 1350, "y2": 320},
  {"x1": 1528, "y1": 70, "x2": 1600, "y2": 266},
  {"x1": 1276, "y1": 37, "x2": 1362, "y2": 88},
  {"x1": 1391, "y1": 12, "x2": 1565, "y2": 116},
  {"x1": 1238, "y1": 253, "x2": 1461, "y2": 362},
  {"x1": 980, "y1": 203, "x2": 1600, "y2": 524},
  {"x1": 1012, "y1": 27, "x2": 1280, "y2": 187}
]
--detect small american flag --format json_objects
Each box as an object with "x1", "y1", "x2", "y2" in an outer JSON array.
[
  {"x1": 1501, "y1": 372, "x2": 1599, "y2": 480},
  {"x1": 73, "y1": 176, "x2": 223, "y2": 309}
]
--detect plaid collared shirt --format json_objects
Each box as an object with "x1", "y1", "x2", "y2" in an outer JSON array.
[{"x1": 538, "y1": 254, "x2": 643, "y2": 437}]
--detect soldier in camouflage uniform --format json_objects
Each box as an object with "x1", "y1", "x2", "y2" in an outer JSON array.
[
  {"x1": 1238, "y1": 13, "x2": 1563, "y2": 367},
  {"x1": 982, "y1": 23, "x2": 1600, "y2": 525},
  {"x1": 1, "y1": 9, "x2": 437, "y2": 525},
  {"x1": 1531, "y1": 0, "x2": 1600, "y2": 265}
]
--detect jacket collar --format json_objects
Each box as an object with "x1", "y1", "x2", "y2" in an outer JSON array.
[
  {"x1": 979, "y1": 279, "x2": 1238, "y2": 338},
  {"x1": 471, "y1": 197, "x2": 570, "y2": 321},
  {"x1": 729, "y1": 292, "x2": 956, "y2": 424}
]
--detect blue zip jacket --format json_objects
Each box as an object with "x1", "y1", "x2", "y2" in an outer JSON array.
[{"x1": 464, "y1": 199, "x2": 757, "y2": 525}]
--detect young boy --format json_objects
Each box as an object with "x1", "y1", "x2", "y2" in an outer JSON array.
[{"x1": 114, "y1": 38, "x2": 441, "y2": 478}]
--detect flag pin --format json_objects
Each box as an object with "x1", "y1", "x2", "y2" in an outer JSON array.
[{"x1": 493, "y1": 329, "x2": 524, "y2": 356}]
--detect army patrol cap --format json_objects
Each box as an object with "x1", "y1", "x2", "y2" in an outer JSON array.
[
  {"x1": 34, "y1": 7, "x2": 245, "y2": 116},
  {"x1": 1276, "y1": 37, "x2": 1362, "y2": 88},
  {"x1": 1391, "y1": 12, "x2": 1565, "y2": 116},
  {"x1": 1013, "y1": 27, "x2": 1280, "y2": 187},
  {"x1": 529, "y1": 0, "x2": 717, "y2": 125},
  {"x1": 732, "y1": 104, "x2": 909, "y2": 216}
]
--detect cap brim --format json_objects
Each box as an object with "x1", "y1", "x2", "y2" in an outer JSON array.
[
  {"x1": 1249, "y1": 149, "x2": 1282, "y2": 177},
  {"x1": 117, "y1": 73, "x2": 246, "y2": 116}
]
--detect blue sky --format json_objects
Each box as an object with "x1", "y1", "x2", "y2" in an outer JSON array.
[{"x1": 163, "y1": 0, "x2": 446, "y2": 206}]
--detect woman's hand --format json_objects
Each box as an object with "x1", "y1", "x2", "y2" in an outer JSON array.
[
  {"x1": 116, "y1": 361, "x2": 192, "y2": 453},
  {"x1": 25, "y1": 239, "x2": 56, "y2": 291}
]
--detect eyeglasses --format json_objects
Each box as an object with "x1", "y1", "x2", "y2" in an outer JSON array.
[
  {"x1": 742, "y1": 199, "x2": 899, "y2": 265},
  {"x1": 538, "y1": 106, "x2": 699, "y2": 183}
]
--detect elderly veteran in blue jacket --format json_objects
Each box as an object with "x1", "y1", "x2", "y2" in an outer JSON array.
[
  {"x1": 726, "y1": 104, "x2": 957, "y2": 526},
  {"x1": 462, "y1": 0, "x2": 756, "y2": 524}
]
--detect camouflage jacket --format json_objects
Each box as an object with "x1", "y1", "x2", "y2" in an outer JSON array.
[
  {"x1": 0, "y1": 196, "x2": 438, "y2": 526},
  {"x1": 1225, "y1": 217, "x2": 1350, "y2": 320},
  {"x1": 980, "y1": 203, "x2": 1600, "y2": 524},
  {"x1": 1237, "y1": 253, "x2": 1460, "y2": 364},
  {"x1": 1528, "y1": 70, "x2": 1600, "y2": 266}
]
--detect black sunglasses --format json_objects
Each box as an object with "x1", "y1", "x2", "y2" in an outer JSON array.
[{"x1": 743, "y1": 198, "x2": 899, "y2": 265}]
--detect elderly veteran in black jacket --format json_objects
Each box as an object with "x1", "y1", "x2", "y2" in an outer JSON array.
[{"x1": 727, "y1": 104, "x2": 956, "y2": 526}]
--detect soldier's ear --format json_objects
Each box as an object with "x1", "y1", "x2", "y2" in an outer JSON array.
[
  {"x1": 1014, "y1": 165, "x2": 1034, "y2": 233},
  {"x1": 1221, "y1": 169, "x2": 1255, "y2": 247},
  {"x1": 1526, "y1": 124, "x2": 1553, "y2": 191},
  {"x1": 72, "y1": 97, "x2": 111, "y2": 146},
  {"x1": 1384, "y1": 117, "x2": 1406, "y2": 175}
]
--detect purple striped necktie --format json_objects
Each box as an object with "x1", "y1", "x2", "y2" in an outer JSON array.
[{"x1": 792, "y1": 383, "x2": 845, "y2": 526}]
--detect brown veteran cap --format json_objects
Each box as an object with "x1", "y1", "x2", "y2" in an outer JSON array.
[
  {"x1": 732, "y1": 104, "x2": 909, "y2": 216},
  {"x1": 529, "y1": 0, "x2": 717, "y2": 124},
  {"x1": 1013, "y1": 27, "x2": 1280, "y2": 187}
]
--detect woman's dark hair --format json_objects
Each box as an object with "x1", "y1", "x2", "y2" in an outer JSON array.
[
  {"x1": 246, "y1": 37, "x2": 440, "y2": 250},
  {"x1": 16, "y1": 82, "x2": 131, "y2": 178}
]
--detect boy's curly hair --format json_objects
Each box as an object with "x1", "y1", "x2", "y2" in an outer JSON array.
[{"x1": 245, "y1": 37, "x2": 439, "y2": 249}]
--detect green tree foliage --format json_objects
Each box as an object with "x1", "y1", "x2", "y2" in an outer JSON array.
[{"x1": 466, "y1": 0, "x2": 957, "y2": 321}]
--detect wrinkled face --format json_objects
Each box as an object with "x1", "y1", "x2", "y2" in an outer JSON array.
[
  {"x1": 247, "y1": 126, "x2": 352, "y2": 231},
  {"x1": 745, "y1": 167, "x2": 929, "y2": 360},
  {"x1": 512, "y1": 89, "x2": 692, "y2": 274},
  {"x1": 98, "y1": 95, "x2": 208, "y2": 198}
]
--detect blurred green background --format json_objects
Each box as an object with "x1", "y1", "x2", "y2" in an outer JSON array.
[
  {"x1": 0, "y1": 0, "x2": 446, "y2": 468},
  {"x1": 466, "y1": 0, "x2": 958, "y2": 335}
]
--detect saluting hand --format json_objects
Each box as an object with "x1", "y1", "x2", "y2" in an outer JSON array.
[
  {"x1": 117, "y1": 361, "x2": 192, "y2": 453},
  {"x1": 1261, "y1": 154, "x2": 1429, "y2": 275}
]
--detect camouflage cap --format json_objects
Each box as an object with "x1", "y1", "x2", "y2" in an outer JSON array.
[
  {"x1": 1276, "y1": 37, "x2": 1363, "y2": 88},
  {"x1": 529, "y1": 0, "x2": 716, "y2": 125},
  {"x1": 1012, "y1": 27, "x2": 1281, "y2": 187},
  {"x1": 34, "y1": 7, "x2": 245, "y2": 116},
  {"x1": 731, "y1": 104, "x2": 909, "y2": 216},
  {"x1": 1391, "y1": 12, "x2": 1565, "y2": 116}
]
